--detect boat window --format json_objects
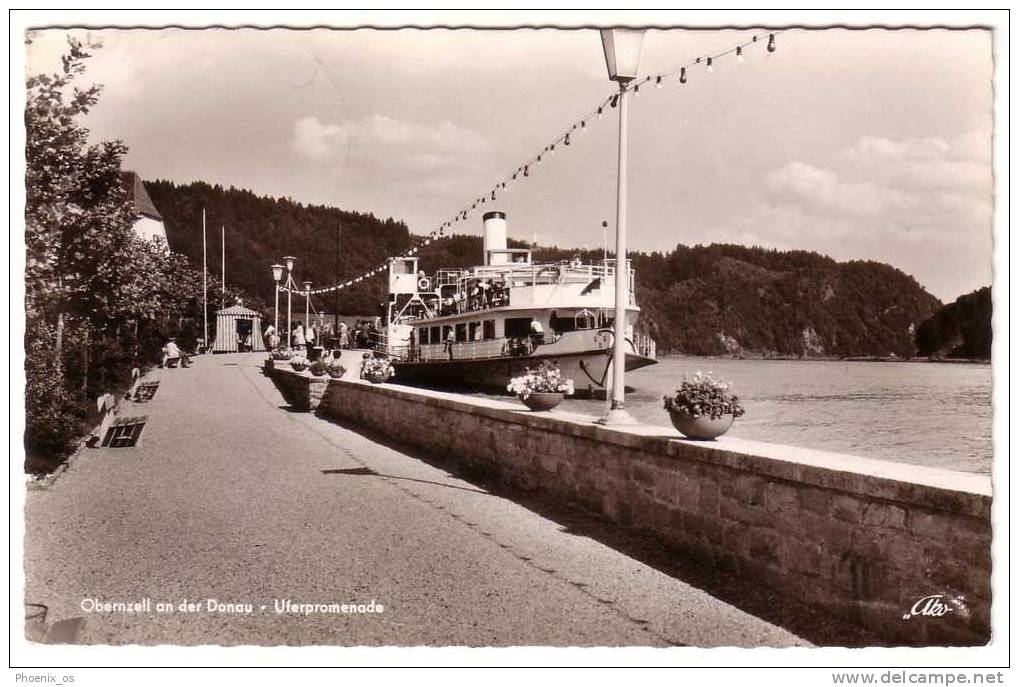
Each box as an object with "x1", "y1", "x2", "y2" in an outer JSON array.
[
  {"x1": 468, "y1": 322, "x2": 479, "y2": 341},
  {"x1": 550, "y1": 312, "x2": 574, "y2": 333},
  {"x1": 419, "y1": 327, "x2": 429, "y2": 345},
  {"x1": 430, "y1": 326, "x2": 440, "y2": 343},
  {"x1": 505, "y1": 317, "x2": 532, "y2": 338},
  {"x1": 483, "y1": 320, "x2": 496, "y2": 340},
  {"x1": 455, "y1": 323, "x2": 467, "y2": 342},
  {"x1": 391, "y1": 259, "x2": 415, "y2": 275},
  {"x1": 576, "y1": 309, "x2": 596, "y2": 330}
]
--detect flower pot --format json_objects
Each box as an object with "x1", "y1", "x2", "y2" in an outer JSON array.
[
  {"x1": 291, "y1": 363, "x2": 308, "y2": 373},
  {"x1": 311, "y1": 369, "x2": 327, "y2": 377},
  {"x1": 668, "y1": 409, "x2": 734, "y2": 440},
  {"x1": 520, "y1": 391, "x2": 564, "y2": 411},
  {"x1": 327, "y1": 369, "x2": 345, "y2": 379},
  {"x1": 364, "y1": 372, "x2": 390, "y2": 384}
]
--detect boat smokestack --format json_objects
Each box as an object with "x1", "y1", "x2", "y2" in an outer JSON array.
[{"x1": 483, "y1": 211, "x2": 507, "y2": 266}]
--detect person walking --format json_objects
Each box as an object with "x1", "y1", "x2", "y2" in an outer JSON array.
[
  {"x1": 292, "y1": 322, "x2": 306, "y2": 350},
  {"x1": 338, "y1": 321, "x2": 350, "y2": 350},
  {"x1": 306, "y1": 323, "x2": 317, "y2": 356}
]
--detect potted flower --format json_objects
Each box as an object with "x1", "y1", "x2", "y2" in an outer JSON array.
[
  {"x1": 326, "y1": 357, "x2": 347, "y2": 379},
  {"x1": 507, "y1": 360, "x2": 575, "y2": 411},
  {"x1": 289, "y1": 354, "x2": 310, "y2": 372},
  {"x1": 272, "y1": 347, "x2": 293, "y2": 361},
  {"x1": 360, "y1": 353, "x2": 395, "y2": 383},
  {"x1": 663, "y1": 370, "x2": 745, "y2": 440},
  {"x1": 309, "y1": 358, "x2": 329, "y2": 377}
]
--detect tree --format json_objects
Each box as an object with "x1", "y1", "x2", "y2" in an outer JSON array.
[
  {"x1": 25, "y1": 35, "x2": 136, "y2": 378},
  {"x1": 23, "y1": 36, "x2": 261, "y2": 469}
]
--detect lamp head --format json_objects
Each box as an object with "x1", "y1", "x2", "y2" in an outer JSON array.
[
  {"x1": 283, "y1": 255, "x2": 296, "y2": 273},
  {"x1": 271, "y1": 263, "x2": 284, "y2": 283},
  {"x1": 600, "y1": 28, "x2": 646, "y2": 83}
]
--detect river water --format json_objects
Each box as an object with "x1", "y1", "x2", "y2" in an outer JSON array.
[{"x1": 547, "y1": 357, "x2": 993, "y2": 475}]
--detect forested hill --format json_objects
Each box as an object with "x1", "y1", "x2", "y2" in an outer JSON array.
[
  {"x1": 627, "y1": 245, "x2": 942, "y2": 357},
  {"x1": 146, "y1": 179, "x2": 943, "y2": 357},
  {"x1": 915, "y1": 286, "x2": 992, "y2": 359},
  {"x1": 145, "y1": 180, "x2": 413, "y2": 314}
]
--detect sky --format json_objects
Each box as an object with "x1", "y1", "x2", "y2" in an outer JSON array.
[{"x1": 25, "y1": 25, "x2": 994, "y2": 302}]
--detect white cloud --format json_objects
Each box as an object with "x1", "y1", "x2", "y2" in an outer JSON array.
[
  {"x1": 766, "y1": 161, "x2": 910, "y2": 217},
  {"x1": 291, "y1": 114, "x2": 492, "y2": 189},
  {"x1": 292, "y1": 116, "x2": 348, "y2": 161},
  {"x1": 720, "y1": 131, "x2": 993, "y2": 300}
]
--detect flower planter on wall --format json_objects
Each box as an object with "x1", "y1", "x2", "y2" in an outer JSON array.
[
  {"x1": 520, "y1": 392, "x2": 564, "y2": 411},
  {"x1": 668, "y1": 409, "x2": 734, "y2": 440}
]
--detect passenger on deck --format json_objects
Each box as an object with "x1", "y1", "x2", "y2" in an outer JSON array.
[
  {"x1": 529, "y1": 319, "x2": 545, "y2": 349},
  {"x1": 445, "y1": 328, "x2": 456, "y2": 360}
]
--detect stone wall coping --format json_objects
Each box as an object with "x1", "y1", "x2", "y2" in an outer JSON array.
[{"x1": 276, "y1": 368, "x2": 991, "y2": 518}]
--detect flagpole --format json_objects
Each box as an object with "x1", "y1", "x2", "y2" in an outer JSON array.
[
  {"x1": 221, "y1": 224, "x2": 226, "y2": 309},
  {"x1": 202, "y1": 208, "x2": 208, "y2": 351},
  {"x1": 334, "y1": 219, "x2": 341, "y2": 337}
]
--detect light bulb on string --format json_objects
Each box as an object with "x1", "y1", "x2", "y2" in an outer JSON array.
[
  {"x1": 655, "y1": 75, "x2": 663, "y2": 89},
  {"x1": 610, "y1": 95, "x2": 618, "y2": 108},
  {"x1": 633, "y1": 84, "x2": 640, "y2": 98},
  {"x1": 581, "y1": 120, "x2": 587, "y2": 133},
  {"x1": 680, "y1": 67, "x2": 687, "y2": 84},
  {"x1": 597, "y1": 106, "x2": 603, "y2": 119},
  {"x1": 707, "y1": 57, "x2": 713, "y2": 73},
  {"x1": 736, "y1": 46, "x2": 744, "y2": 63},
  {"x1": 524, "y1": 165, "x2": 529, "y2": 177},
  {"x1": 564, "y1": 133, "x2": 570, "y2": 146},
  {"x1": 550, "y1": 143, "x2": 555, "y2": 155},
  {"x1": 768, "y1": 34, "x2": 776, "y2": 53}
]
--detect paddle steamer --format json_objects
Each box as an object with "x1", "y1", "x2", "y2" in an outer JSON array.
[{"x1": 375, "y1": 211, "x2": 657, "y2": 396}]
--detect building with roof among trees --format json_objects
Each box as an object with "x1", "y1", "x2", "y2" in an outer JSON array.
[{"x1": 122, "y1": 171, "x2": 168, "y2": 246}]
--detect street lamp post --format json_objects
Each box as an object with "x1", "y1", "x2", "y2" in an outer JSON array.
[
  {"x1": 271, "y1": 263, "x2": 284, "y2": 350},
  {"x1": 303, "y1": 281, "x2": 312, "y2": 347},
  {"x1": 283, "y1": 256, "x2": 296, "y2": 348},
  {"x1": 598, "y1": 27, "x2": 645, "y2": 426}
]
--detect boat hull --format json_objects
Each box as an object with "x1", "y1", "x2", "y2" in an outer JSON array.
[{"x1": 392, "y1": 349, "x2": 656, "y2": 398}]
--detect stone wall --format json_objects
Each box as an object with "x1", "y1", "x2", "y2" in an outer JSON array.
[
  {"x1": 268, "y1": 364, "x2": 329, "y2": 411},
  {"x1": 272, "y1": 369, "x2": 993, "y2": 645}
]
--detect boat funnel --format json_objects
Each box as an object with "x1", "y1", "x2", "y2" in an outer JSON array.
[{"x1": 483, "y1": 211, "x2": 507, "y2": 266}]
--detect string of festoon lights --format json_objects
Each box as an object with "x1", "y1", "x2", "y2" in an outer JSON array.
[{"x1": 282, "y1": 31, "x2": 781, "y2": 297}]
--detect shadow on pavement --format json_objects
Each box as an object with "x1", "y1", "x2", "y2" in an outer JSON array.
[
  {"x1": 321, "y1": 412, "x2": 887, "y2": 648},
  {"x1": 322, "y1": 466, "x2": 490, "y2": 495}
]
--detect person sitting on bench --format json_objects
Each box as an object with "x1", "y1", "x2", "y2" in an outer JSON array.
[{"x1": 161, "y1": 337, "x2": 191, "y2": 368}]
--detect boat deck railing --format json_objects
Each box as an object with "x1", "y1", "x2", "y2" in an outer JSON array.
[
  {"x1": 384, "y1": 331, "x2": 566, "y2": 363},
  {"x1": 633, "y1": 330, "x2": 657, "y2": 360}
]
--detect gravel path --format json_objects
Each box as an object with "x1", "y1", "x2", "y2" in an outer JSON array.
[{"x1": 23, "y1": 352, "x2": 808, "y2": 647}]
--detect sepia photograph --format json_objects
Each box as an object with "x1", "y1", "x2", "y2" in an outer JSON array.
[{"x1": 9, "y1": 8, "x2": 1008, "y2": 677}]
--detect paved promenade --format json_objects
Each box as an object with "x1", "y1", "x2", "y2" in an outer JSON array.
[{"x1": 23, "y1": 352, "x2": 810, "y2": 647}]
